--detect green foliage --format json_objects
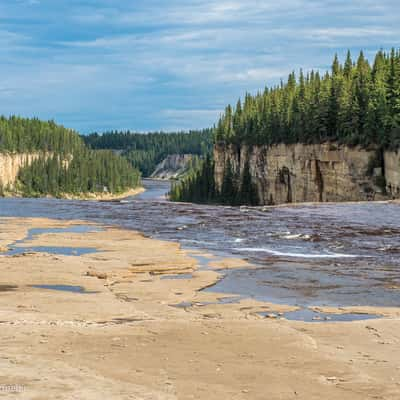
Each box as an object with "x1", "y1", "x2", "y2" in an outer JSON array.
[
  {"x1": 215, "y1": 49, "x2": 400, "y2": 150},
  {"x1": 220, "y1": 160, "x2": 237, "y2": 204},
  {"x1": 169, "y1": 156, "x2": 215, "y2": 203},
  {"x1": 236, "y1": 161, "x2": 259, "y2": 206},
  {"x1": 18, "y1": 150, "x2": 140, "y2": 197},
  {"x1": 83, "y1": 129, "x2": 213, "y2": 176},
  {"x1": 0, "y1": 116, "x2": 83, "y2": 153},
  {"x1": 170, "y1": 157, "x2": 259, "y2": 206},
  {"x1": 0, "y1": 116, "x2": 141, "y2": 197}
]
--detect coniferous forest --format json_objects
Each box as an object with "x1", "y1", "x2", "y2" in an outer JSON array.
[
  {"x1": 169, "y1": 157, "x2": 259, "y2": 206},
  {"x1": 0, "y1": 116, "x2": 140, "y2": 197},
  {"x1": 171, "y1": 49, "x2": 400, "y2": 205},
  {"x1": 215, "y1": 49, "x2": 400, "y2": 148},
  {"x1": 0, "y1": 116, "x2": 83, "y2": 153},
  {"x1": 83, "y1": 129, "x2": 213, "y2": 177}
]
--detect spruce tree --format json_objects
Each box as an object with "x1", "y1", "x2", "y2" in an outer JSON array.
[{"x1": 237, "y1": 161, "x2": 259, "y2": 205}]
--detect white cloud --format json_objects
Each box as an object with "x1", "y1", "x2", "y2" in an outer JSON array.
[{"x1": 0, "y1": 0, "x2": 398, "y2": 131}]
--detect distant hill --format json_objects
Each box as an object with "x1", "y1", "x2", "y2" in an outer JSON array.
[{"x1": 83, "y1": 129, "x2": 213, "y2": 177}]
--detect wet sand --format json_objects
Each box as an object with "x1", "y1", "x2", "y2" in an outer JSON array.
[{"x1": 0, "y1": 217, "x2": 399, "y2": 399}]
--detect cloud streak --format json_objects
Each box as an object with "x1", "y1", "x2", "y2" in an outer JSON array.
[{"x1": 0, "y1": 0, "x2": 398, "y2": 132}]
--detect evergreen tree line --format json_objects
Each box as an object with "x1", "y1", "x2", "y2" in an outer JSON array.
[
  {"x1": 215, "y1": 49, "x2": 400, "y2": 149},
  {"x1": 83, "y1": 129, "x2": 213, "y2": 176},
  {"x1": 17, "y1": 150, "x2": 140, "y2": 197},
  {"x1": 169, "y1": 157, "x2": 258, "y2": 206},
  {"x1": 0, "y1": 116, "x2": 141, "y2": 197},
  {"x1": 0, "y1": 116, "x2": 83, "y2": 153}
]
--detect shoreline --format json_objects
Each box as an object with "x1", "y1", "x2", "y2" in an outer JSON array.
[
  {"x1": 257, "y1": 198, "x2": 400, "y2": 209},
  {"x1": 0, "y1": 216, "x2": 399, "y2": 399},
  {"x1": 60, "y1": 186, "x2": 145, "y2": 201},
  {"x1": 170, "y1": 197, "x2": 400, "y2": 209},
  {"x1": 1, "y1": 186, "x2": 145, "y2": 201}
]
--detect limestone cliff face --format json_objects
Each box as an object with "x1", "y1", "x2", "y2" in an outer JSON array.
[
  {"x1": 384, "y1": 150, "x2": 400, "y2": 197},
  {"x1": 0, "y1": 152, "x2": 49, "y2": 189},
  {"x1": 214, "y1": 143, "x2": 400, "y2": 205},
  {"x1": 151, "y1": 154, "x2": 195, "y2": 180}
]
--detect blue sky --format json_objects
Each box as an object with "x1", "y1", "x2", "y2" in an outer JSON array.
[{"x1": 0, "y1": 0, "x2": 399, "y2": 133}]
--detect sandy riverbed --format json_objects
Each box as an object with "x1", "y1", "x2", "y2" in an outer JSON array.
[{"x1": 0, "y1": 217, "x2": 399, "y2": 399}]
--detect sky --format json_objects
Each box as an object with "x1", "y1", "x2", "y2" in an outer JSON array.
[{"x1": 0, "y1": 0, "x2": 399, "y2": 134}]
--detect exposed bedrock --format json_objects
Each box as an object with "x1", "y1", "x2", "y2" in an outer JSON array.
[{"x1": 214, "y1": 143, "x2": 400, "y2": 205}]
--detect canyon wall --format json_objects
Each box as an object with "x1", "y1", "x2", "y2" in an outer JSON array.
[
  {"x1": 384, "y1": 150, "x2": 400, "y2": 197},
  {"x1": 0, "y1": 152, "x2": 48, "y2": 189},
  {"x1": 214, "y1": 143, "x2": 400, "y2": 205},
  {"x1": 151, "y1": 154, "x2": 195, "y2": 180}
]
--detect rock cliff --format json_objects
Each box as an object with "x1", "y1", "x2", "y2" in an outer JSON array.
[
  {"x1": 151, "y1": 154, "x2": 195, "y2": 180},
  {"x1": 384, "y1": 151, "x2": 400, "y2": 197},
  {"x1": 214, "y1": 143, "x2": 400, "y2": 205},
  {"x1": 0, "y1": 152, "x2": 47, "y2": 190}
]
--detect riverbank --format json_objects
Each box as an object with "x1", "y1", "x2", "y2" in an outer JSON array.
[
  {"x1": 60, "y1": 187, "x2": 145, "y2": 201},
  {"x1": 1, "y1": 187, "x2": 145, "y2": 201},
  {"x1": 0, "y1": 217, "x2": 399, "y2": 399},
  {"x1": 254, "y1": 198, "x2": 400, "y2": 210}
]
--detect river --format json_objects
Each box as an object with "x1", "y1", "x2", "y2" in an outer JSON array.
[{"x1": 1, "y1": 179, "x2": 399, "y2": 308}]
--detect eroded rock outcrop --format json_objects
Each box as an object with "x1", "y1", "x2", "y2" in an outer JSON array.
[
  {"x1": 0, "y1": 152, "x2": 46, "y2": 189},
  {"x1": 151, "y1": 154, "x2": 195, "y2": 180},
  {"x1": 384, "y1": 150, "x2": 400, "y2": 197},
  {"x1": 214, "y1": 143, "x2": 400, "y2": 205}
]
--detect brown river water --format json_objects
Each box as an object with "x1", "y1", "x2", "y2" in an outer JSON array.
[{"x1": 0, "y1": 179, "x2": 399, "y2": 309}]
